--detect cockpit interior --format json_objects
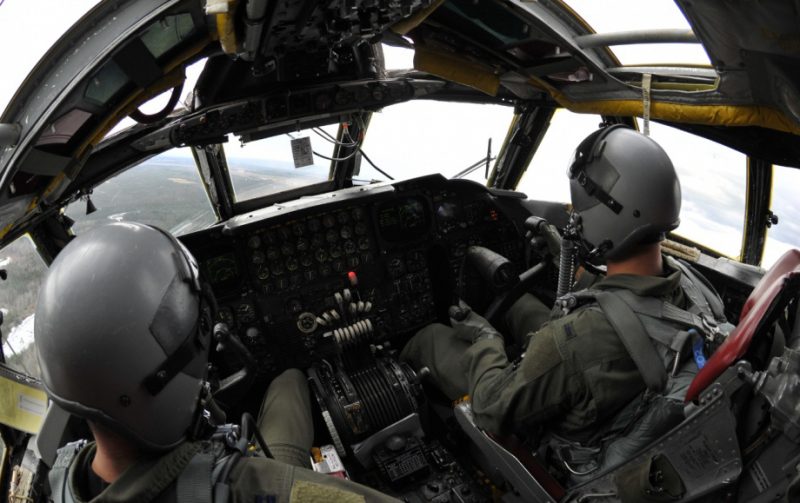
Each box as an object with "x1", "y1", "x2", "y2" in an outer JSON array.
[{"x1": 2, "y1": 0, "x2": 800, "y2": 501}]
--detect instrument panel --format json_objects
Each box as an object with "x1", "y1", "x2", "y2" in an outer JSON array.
[{"x1": 181, "y1": 176, "x2": 525, "y2": 382}]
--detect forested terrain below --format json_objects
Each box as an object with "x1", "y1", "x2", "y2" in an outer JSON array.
[{"x1": 1, "y1": 153, "x2": 307, "y2": 378}]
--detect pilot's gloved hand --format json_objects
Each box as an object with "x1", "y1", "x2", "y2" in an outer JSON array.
[{"x1": 449, "y1": 300, "x2": 503, "y2": 344}]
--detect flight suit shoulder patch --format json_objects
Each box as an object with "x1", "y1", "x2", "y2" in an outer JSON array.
[
  {"x1": 547, "y1": 307, "x2": 606, "y2": 360},
  {"x1": 289, "y1": 480, "x2": 366, "y2": 503},
  {"x1": 563, "y1": 321, "x2": 577, "y2": 340}
]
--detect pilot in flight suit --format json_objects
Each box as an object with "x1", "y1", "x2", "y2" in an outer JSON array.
[
  {"x1": 401, "y1": 126, "x2": 729, "y2": 475},
  {"x1": 36, "y1": 222, "x2": 399, "y2": 503},
  {"x1": 402, "y1": 263, "x2": 700, "y2": 439}
]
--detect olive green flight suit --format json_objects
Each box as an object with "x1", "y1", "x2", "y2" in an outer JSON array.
[
  {"x1": 60, "y1": 441, "x2": 399, "y2": 503},
  {"x1": 401, "y1": 267, "x2": 687, "y2": 442},
  {"x1": 56, "y1": 369, "x2": 400, "y2": 503}
]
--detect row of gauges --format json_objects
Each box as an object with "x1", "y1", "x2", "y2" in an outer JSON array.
[
  {"x1": 247, "y1": 208, "x2": 367, "y2": 245},
  {"x1": 217, "y1": 303, "x2": 256, "y2": 327},
  {"x1": 243, "y1": 207, "x2": 376, "y2": 292},
  {"x1": 248, "y1": 234, "x2": 372, "y2": 264}
]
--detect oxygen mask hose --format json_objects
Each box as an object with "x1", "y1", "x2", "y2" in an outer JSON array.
[{"x1": 556, "y1": 237, "x2": 576, "y2": 298}]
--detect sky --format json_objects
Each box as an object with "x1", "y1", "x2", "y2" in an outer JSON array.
[
  {"x1": 0, "y1": 0, "x2": 102, "y2": 114},
  {"x1": 0, "y1": 0, "x2": 798, "y2": 267}
]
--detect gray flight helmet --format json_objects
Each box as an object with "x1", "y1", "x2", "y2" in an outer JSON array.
[
  {"x1": 568, "y1": 125, "x2": 681, "y2": 261},
  {"x1": 35, "y1": 222, "x2": 213, "y2": 451}
]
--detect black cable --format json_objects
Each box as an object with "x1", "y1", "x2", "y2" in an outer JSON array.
[
  {"x1": 286, "y1": 130, "x2": 394, "y2": 180},
  {"x1": 314, "y1": 127, "x2": 338, "y2": 142},
  {"x1": 312, "y1": 148, "x2": 360, "y2": 162},
  {"x1": 358, "y1": 149, "x2": 394, "y2": 180},
  {"x1": 130, "y1": 82, "x2": 184, "y2": 124},
  {"x1": 312, "y1": 127, "x2": 358, "y2": 148}
]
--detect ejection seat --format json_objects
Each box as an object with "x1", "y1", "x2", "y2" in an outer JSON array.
[
  {"x1": 686, "y1": 248, "x2": 800, "y2": 401},
  {"x1": 455, "y1": 248, "x2": 800, "y2": 502}
]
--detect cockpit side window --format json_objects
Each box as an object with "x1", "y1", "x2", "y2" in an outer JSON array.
[
  {"x1": 0, "y1": 235, "x2": 47, "y2": 380},
  {"x1": 647, "y1": 122, "x2": 746, "y2": 259},
  {"x1": 763, "y1": 165, "x2": 800, "y2": 267},
  {"x1": 518, "y1": 114, "x2": 747, "y2": 259},
  {"x1": 65, "y1": 148, "x2": 217, "y2": 236}
]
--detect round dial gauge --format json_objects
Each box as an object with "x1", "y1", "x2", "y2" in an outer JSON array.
[
  {"x1": 247, "y1": 235, "x2": 262, "y2": 249},
  {"x1": 218, "y1": 307, "x2": 234, "y2": 326},
  {"x1": 206, "y1": 256, "x2": 237, "y2": 284},
  {"x1": 251, "y1": 250, "x2": 265, "y2": 265},
  {"x1": 236, "y1": 303, "x2": 256, "y2": 324}
]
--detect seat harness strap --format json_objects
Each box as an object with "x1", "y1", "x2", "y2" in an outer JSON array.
[
  {"x1": 176, "y1": 451, "x2": 214, "y2": 503},
  {"x1": 49, "y1": 440, "x2": 87, "y2": 503},
  {"x1": 594, "y1": 291, "x2": 667, "y2": 393}
]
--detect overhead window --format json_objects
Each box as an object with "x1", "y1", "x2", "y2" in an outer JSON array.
[
  {"x1": 140, "y1": 13, "x2": 198, "y2": 59},
  {"x1": 563, "y1": 0, "x2": 711, "y2": 66},
  {"x1": 84, "y1": 60, "x2": 129, "y2": 105},
  {"x1": 383, "y1": 44, "x2": 414, "y2": 70},
  {"x1": 763, "y1": 165, "x2": 800, "y2": 268}
]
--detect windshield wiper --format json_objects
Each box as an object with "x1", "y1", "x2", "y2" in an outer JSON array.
[{"x1": 452, "y1": 138, "x2": 494, "y2": 180}]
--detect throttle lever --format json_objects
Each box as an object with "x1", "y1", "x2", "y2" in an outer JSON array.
[
  {"x1": 213, "y1": 322, "x2": 256, "y2": 396},
  {"x1": 466, "y1": 246, "x2": 518, "y2": 292}
]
